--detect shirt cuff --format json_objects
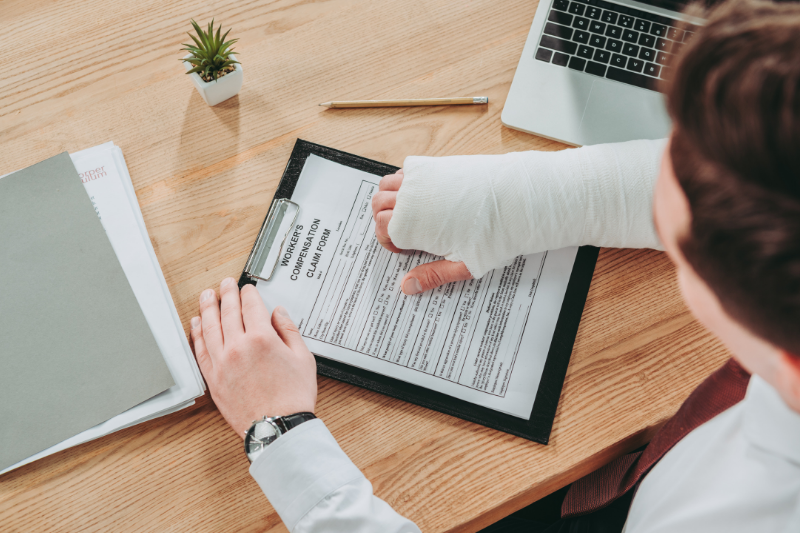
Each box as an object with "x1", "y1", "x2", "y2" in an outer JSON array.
[{"x1": 249, "y1": 419, "x2": 365, "y2": 531}]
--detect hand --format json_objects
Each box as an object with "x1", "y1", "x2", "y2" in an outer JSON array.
[
  {"x1": 373, "y1": 169, "x2": 473, "y2": 295},
  {"x1": 189, "y1": 277, "x2": 318, "y2": 438}
]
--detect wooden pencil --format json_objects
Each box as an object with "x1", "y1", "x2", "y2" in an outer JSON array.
[{"x1": 319, "y1": 97, "x2": 489, "y2": 108}]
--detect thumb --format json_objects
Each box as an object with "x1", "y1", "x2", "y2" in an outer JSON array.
[
  {"x1": 271, "y1": 306, "x2": 306, "y2": 353},
  {"x1": 401, "y1": 260, "x2": 473, "y2": 295}
]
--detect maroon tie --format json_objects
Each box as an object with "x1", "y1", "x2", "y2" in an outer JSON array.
[{"x1": 561, "y1": 357, "x2": 751, "y2": 519}]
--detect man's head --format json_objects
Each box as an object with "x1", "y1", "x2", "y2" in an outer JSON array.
[{"x1": 653, "y1": 0, "x2": 800, "y2": 410}]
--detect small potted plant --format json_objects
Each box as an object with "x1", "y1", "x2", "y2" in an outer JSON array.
[{"x1": 181, "y1": 19, "x2": 242, "y2": 106}]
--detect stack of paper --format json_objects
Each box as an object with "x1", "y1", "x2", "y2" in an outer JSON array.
[{"x1": 1, "y1": 143, "x2": 204, "y2": 475}]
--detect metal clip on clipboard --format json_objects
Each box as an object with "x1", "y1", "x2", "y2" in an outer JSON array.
[{"x1": 242, "y1": 198, "x2": 300, "y2": 282}]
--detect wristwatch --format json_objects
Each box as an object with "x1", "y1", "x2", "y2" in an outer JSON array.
[{"x1": 244, "y1": 412, "x2": 316, "y2": 463}]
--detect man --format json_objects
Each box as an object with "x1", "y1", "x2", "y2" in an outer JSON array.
[{"x1": 189, "y1": 1, "x2": 800, "y2": 531}]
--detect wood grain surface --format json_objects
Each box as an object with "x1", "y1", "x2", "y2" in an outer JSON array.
[{"x1": 0, "y1": 0, "x2": 729, "y2": 531}]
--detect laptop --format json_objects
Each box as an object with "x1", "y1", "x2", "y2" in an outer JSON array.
[{"x1": 502, "y1": 0, "x2": 703, "y2": 146}]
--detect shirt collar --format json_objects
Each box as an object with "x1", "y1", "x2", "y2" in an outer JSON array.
[{"x1": 743, "y1": 375, "x2": 800, "y2": 465}]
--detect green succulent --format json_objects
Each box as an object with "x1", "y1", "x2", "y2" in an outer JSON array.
[{"x1": 181, "y1": 19, "x2": 240, "y2": 82}]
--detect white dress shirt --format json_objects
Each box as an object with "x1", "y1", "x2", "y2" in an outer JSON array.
[
  {"x1": 623, "y1": 376, "x2": 800, "y2": 533},
  {"x1": 249, "y1": 378, "x2": 800, "y2": 533},
  {"x1": 250, "y1": 419, "x2": 420, "y2": 533},
  {"x1": 249, "y1": 143, "x2": 800, "y2": 532}
]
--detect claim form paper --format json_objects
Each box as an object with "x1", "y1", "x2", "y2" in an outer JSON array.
[{"x1": 257, "y1": 154, "x2": 578, "y2": 419}]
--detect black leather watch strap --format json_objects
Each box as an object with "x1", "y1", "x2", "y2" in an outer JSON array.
[{"x1": 276, "y1": 412, "x2": 316, "y2": 433}]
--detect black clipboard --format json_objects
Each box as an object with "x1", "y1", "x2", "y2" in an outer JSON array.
[{"x1": 239, "y1": 139, "x2": 598, "y2": 444}]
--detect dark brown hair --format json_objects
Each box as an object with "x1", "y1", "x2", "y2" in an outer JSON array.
[{"x1": 666, "y1": 0, "x2": 800, "y2": 354}]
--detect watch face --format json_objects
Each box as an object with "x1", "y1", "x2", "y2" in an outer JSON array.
[{"x1": 246, "y1": 420, "x2": 280, "y2": 457}]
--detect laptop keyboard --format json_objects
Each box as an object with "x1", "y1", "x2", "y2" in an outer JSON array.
[{"x1": 535, "y1": 0, "x2": 699, "y2": 92}]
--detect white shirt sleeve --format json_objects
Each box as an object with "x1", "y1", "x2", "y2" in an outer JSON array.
[
  {"x1": 249, "y1": 419, "x2": 421, "y2": 533},
  {"x1": 388, "y1": 139, "x2": 667, "y2": 278}
]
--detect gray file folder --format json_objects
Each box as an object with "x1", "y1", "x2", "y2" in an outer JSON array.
[{"x1": 0, "y1": 153, "x2": 174, "y2": 471}]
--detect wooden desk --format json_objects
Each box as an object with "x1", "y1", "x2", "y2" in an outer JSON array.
[{"x1": 0, "y1": 0, "x2": 729, "y2": 531}]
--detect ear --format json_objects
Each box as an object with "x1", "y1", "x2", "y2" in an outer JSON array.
[{"x1": 775, "y1": 351, "x2": 800, "y2": 413}]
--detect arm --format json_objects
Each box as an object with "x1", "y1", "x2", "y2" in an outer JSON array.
[
  {"x1": 373, "y1": 139, "x2": 667, "y2": 292},
  {"x1": 190, "y1": 279, "x2": 420, "y2": 533},
  {"x1": 251, "y1": 419, "x2": 420, "y2": 533}
]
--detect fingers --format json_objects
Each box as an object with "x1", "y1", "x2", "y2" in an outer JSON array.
[
  {"x1": 375, "y1": 209, "x2": 402, "y2": 253},
  {"x1": 371, "y1": 191, "x2": 397, "y2": 219},
  {"x1": 379, "y1": 170, "x2": 404, "y2": 192},
  {"x1": 374, "y1": 171, "x2": 404, "y2": 253},
  {"x1": 218, "y1": 277, "x2": 244, "y2": 340},
  {"x1": 240, "y1": 284, "x2": 274, "y2": 334},
  {"x1": 271, "y1": 306, "x2": 308, "y2": 354},
  {"x1": 189, "y1": 316, "x2": 213, "y2": 377},
  {"x1": 199, "y1": 288, "x2": 224, "y2": 356},
  {"x1": 401, "y1": 260, "x2": 473, "y2": 295}
]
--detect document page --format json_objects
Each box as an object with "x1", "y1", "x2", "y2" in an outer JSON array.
[{"x1": 257, "y1": 155, "x2": 578, "y2": 419}]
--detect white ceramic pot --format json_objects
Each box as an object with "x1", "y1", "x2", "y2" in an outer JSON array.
[{"x1": 182, "y1": 53, "x2": 243, "y2": 106}]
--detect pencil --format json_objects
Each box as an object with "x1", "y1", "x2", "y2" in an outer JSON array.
[{"x1": 319, "y1": 97, "x2": 489, "y2": 108}]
